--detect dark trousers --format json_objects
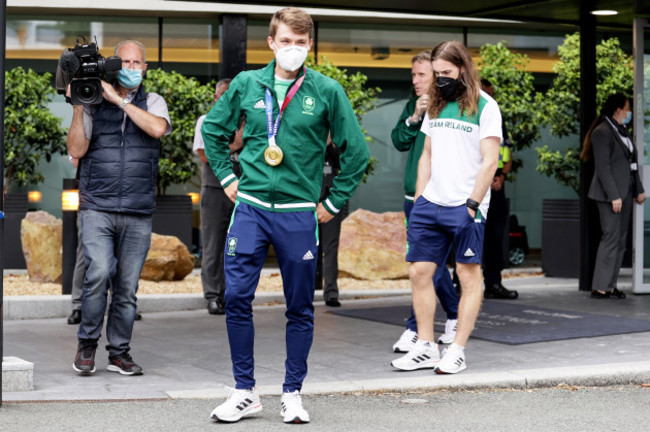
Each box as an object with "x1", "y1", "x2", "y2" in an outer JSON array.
[
  {"x1": 483, "y1": 187, "x2": 508, "y2": 286},
  {"x1": 224, "y1": 203, "x2": 317, "y2": 392},
  {"x1": 592, "y1": 194, "x2": 633, "y2": 292},
  {"x1": 319, "y1": 202, "x2": 349, "y2": 301},
  {"x1": 200, "y1": 186, "x2": 234, "y2": 301}
]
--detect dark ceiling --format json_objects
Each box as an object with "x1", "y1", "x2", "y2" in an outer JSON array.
[{"x1": 193, "y1": 0, "x2": 648, "y2": 28}]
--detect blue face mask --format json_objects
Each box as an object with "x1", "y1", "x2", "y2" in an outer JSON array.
[
  {"x1": 117, "y1": 68, "x2": 143, "y2": 89},
  {"x1": 623, "y1": 111, "x2": 632, "y2": 125}
]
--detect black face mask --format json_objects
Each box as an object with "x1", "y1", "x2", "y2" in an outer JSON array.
[{"x1": 436, "y1": 76, "x2": 465, "y2": 101}]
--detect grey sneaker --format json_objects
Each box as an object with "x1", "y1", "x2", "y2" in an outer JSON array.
[
  {"x1": 72, "y1": 340, "x2": 97, "y2": 376},
  {"x1": 107, "y1": 352, "x2": 143, "y2": 376}
]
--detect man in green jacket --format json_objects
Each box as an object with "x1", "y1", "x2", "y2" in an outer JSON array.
[{"x1": 201, "y1": 7, "x2": 369, "y2": 425}]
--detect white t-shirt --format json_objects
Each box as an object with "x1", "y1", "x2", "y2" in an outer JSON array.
[{"x1": 420, "y1": 90, "x2": 502, "y2": 217}]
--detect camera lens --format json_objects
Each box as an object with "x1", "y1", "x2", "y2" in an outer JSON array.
[
  {"x1": 79, "y1": 84, "x2": 96, "y2": 101},
  {"x1": 71, "y1": 77, "x2": 103, "y2": 105}
]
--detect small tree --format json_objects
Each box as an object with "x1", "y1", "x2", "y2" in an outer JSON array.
[
  {"x1": 3, "y1": 67, "x2": 67, "y2": 193},
  {"x1": 535, "y1": 33, "x2": 633, "y2": 194},
  {"x1": 144, "y1": 69, "x2": 215, "y2": 195},
  {"x1": 478, "y1": 42, "x2": 541, "y2": 174},
  {"x1": 306, "y1": 56, "x2": 381, "y2": 178}
]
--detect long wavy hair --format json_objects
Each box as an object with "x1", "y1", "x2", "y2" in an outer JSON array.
[
  {"x1": 428, "y1": 41, "x2": 480, "y2": 120},
  {"x1": 580, "y1": 93, "x2": 629, "y2": 161}
]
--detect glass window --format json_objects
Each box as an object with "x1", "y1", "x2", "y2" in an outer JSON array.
[
  {"x1": 162, "y1": 18, "x2": 219, "y2": 64},
  {"x1": 7, "y1": 15, "x2": 158, "y2": 62},
  {"x1": 317, "y1": 23, "x2": 463, "y2": 69},
  {"x1": 467, "y1": 29, "x2": 565, "y2": 73},
  {"x1": 247, "y1": 20, "x2": 285, "y2": 66}
]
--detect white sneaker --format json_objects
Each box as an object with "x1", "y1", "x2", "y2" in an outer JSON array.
[
  {"x1": 435, "y1": 344, "x2": 467, "y2": 374},
  {"x1": 437, "y1": 319, "x2": 458, "y2": 344},
  {"x1": 210, "y1": 387, "x2": 263, "y2": 423},
  {"x1": 392, "y1": 329, "x2": 418, "y2": 353},
  {"x1": 281, "y1": 390, "x2": 310, "y2": 423},
  {"x1": 391, "y1": 341, "x2": 440, "y2": 371}
]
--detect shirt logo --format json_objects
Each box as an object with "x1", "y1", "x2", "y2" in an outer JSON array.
[
  {"x1": 227, "y1": 237, "x2": 238, "y2": 256},
  {"x1": 254, "y1": 99, "x2": 265, "y2": 109},
  {"x1": 302, "y1": 250, "x2": 315, "y2": 260},
  {"x1": 302, "y1": 96, "x2": 315, "y2": 115}
]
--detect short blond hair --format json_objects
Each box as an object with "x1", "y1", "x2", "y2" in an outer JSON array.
[
  {"x1": 269, "y1": 7, "x2": 313, "y2": 39},
  {"x1": 411, "y1": 50, "x2": 432, "y2": 64}
]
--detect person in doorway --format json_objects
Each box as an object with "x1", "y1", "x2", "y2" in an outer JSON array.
[
  {"x1": 319, "y1": 137, "x2": 348, "y2": 308},
  {"x1": 391, "y1": 41, "x2": 502, "y2": 374},
  {"x1": 201, "y1": 7, "x2": 369, "y2": 424},
  {"x1": 193, "y1": 79, "x2": 244, "y2": 315},
  {"x1": 581, "y1": 93, "x2": 645, "y2": 299},
  {"x1": 479, "y1": 78, "x2": 518, "y2": 300},
  {"x1": 390, "y1": 50, "x2": 460, "y2": 353}
]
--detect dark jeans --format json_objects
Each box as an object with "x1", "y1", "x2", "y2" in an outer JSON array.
[{"x1": 77, "y1": 209, "x2": 152, "y2": 357}]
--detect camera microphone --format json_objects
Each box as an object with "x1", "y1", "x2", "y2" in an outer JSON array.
[{"x1": 59, "y1": 49, "x2": 81, "y2": 74}]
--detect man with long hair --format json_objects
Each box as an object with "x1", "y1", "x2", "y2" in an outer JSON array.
[
  {"x1": 391, "y1": 41, "x2": 501, "y2": 374},
  {"x1": 390, "y1": 50, "x2": 460, "y2": 354}
]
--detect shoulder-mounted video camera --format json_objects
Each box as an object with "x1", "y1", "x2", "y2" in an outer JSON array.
[{"x1": 56, "y1": 37, "x2": 122, "y2": 105}]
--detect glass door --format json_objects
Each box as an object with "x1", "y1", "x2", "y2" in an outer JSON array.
[{"x1": 632, "y1": 19, "x2": 650, "y2": 292}]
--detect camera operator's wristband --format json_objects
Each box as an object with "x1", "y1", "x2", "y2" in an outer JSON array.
[
  {"x1": 120, "y1": 99, "x2": 130, "y2": 109},
  {"x1": 466, "y1": 198, "x2": 480, "y2": 211}
]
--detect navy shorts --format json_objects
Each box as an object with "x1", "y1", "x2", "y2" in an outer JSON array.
[{"x1": 406, "y1": 197, "x2": 486, "y2": 265}]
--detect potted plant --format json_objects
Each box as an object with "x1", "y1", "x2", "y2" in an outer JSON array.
[
  {"x1": 535, "y1": 33, "x2": 633, "y2": 277},
  {"x1": 143, "y1": 69, "x2": 215, "y2": 249},
  {"x1": 3, "y1": 67, "x2": 67, "y2": 268}
]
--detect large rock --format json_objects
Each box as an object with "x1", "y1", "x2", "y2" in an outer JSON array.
[
  {"x1": 140, "y1": 233, "x2": 195, "y2": 282},
  {"x1": 20, "y1": 211, "x2": 62, "y2": 283},
  {"x1": 338, "y1": 209, "x2": 408, "y2": 280}
]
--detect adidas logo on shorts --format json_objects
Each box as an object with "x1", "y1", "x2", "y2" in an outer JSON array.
[
  {"x1": 302, "y1": 251, "x2": 315, "y2": 260},
  {"x1": 464, "y1": 248, "x2": 475, "y2": 257}
]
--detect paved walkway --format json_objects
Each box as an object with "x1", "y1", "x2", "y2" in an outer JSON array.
[{"x1": 3, "y1": 271, "x2": 650, "y2": 402}]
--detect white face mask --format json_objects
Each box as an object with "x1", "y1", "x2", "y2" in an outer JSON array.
[{"x1": 274, "y1": 45, "x2": 309, "y2": 72}]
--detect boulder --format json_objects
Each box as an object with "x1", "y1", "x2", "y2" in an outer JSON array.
[
  {"x1": 20, "y1": 211, "x2": 62, "y2": 283},
  {"x1": 338, "y1": 209, "x2": 409, "y2": 280},
  {"x1": 140, "y1": 233, "x2": 195, "y2": 282}
]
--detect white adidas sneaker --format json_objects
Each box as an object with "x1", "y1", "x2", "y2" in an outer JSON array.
[
  {"x1": 437, "y1": 319, "x2": 458, "y2": 344},
  {"x1": 435, "y1": 343, "x2": 467, "y2": 374},
  {"x1": 391, "y1": 341, "x2": 440, "y2": 371},
  {"x1": 392, "y1": 329, "x2": 418, "y2": 353},
  {"x1": 281, "y1": 390, "x2": 310, "y2": 423},
  {"x1": 210, "y1": 387, "x2": 263, "y2": 423}
]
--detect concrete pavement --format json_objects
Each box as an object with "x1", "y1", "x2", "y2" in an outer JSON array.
[{"x1": 3, "y1": 270, "x2": 650, "y2": 403}]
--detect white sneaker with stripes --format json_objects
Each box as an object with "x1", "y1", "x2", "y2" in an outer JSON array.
[
  {"x1": 392, "y1": 329, "x2": 418, "y2": 353},
  {"x1": 435, "y1": 343, "x2": 467, "y2": 374},
  {"x1": 281, "y1": 390, "x2": 310, "y2": 423},
  {"x1": 391, "y1": 341, "x2": 440, "y2": 371},
  {"x1": 210, "y1": 387, "x2": 263, "y2": 423},
  {"x1": 437, "y1": 319, "x2": 458, "y2": 344}
]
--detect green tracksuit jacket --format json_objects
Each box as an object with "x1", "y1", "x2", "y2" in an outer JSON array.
[
  {"x1": 201, "y1": 60, "x2": 369, "y2": 215},
  {"x1": 391, "y1": 96, "x2": 423, "y2": 202}
]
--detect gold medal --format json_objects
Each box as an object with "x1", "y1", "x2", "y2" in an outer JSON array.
[{"x1": 264, "y1": 145, "x2": 284, "y2": 166}]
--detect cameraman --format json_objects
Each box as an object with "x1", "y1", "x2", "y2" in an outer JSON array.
[{"x1": 67, "y1": 40, "x2": 171, "y2": 377}]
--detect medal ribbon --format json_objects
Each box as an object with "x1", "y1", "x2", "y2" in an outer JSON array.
[{"x1": 265, "y1": 67, "x2": 306, "y2": 148}]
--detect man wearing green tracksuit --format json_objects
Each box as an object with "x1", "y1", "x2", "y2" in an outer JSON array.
[{"x1": 201, "y1": 7, "x2": 369, "y2": 424}]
